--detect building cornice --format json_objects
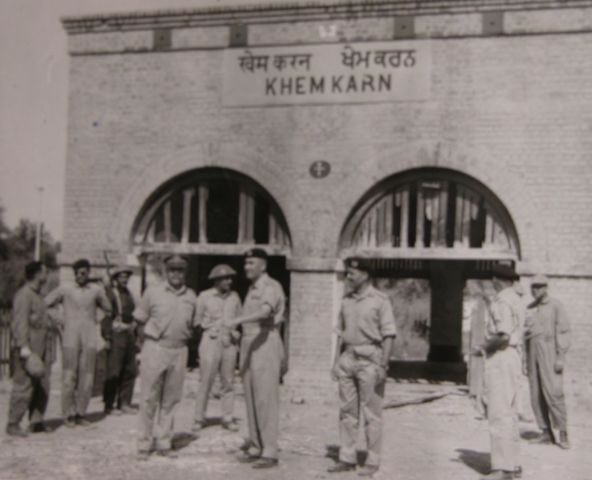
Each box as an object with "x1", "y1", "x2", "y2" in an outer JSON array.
[{"x1": 61, "y1": 0, "x2": 592, "y2": 34}]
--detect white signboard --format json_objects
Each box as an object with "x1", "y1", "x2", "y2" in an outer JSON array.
[{"x1": 223, "y1": 41, "x2": 431, "y2": 107}]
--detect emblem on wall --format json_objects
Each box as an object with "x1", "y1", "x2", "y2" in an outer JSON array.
[{"x1": 310, "y1": 160, "x2": 331, "y2": 179}]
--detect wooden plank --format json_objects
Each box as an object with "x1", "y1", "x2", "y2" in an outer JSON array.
[
  {"x1": 462, "y1": 191, "x2": 471, "y2": 247},
  {"x1": 454, "y1": 186, "x2": 464, "y2": 247},
  {"x1": 164, "y1": 200, "x2": 172, "y2": 243},
  {"x1": 430, "y1": 192, "x2": 439, "y2": 247},
  {"x1": 181, "y1": 188, "x2": 194, "y2": 244},
  {"x1": 198, "y1": 184, "x2": 208, "y2": 243},
  {"x1": 269, "y1": 213, "x2": 278, "y2": 245},
  {"x1": 384, "y1": 192, "x2": 393, "y2": 247},
  {"x1": 368, "y1": 208, "x2": 377, "y2": 247},
  {"x1": 416, "y1": 187, "x2": 425, "y2": 248},
  {"x1": 134, "y1": 242, "x2": 291, "y2": 256},
  {"x1": 147, "y1": 221, "x2": 155, "y2": 243},
  {"x1": 484, "y1": 209, "x2": 494, "y2": 248},
  {"x1": 400, "y1": 186, "x2": 409, "y2": 248},
  {"x1": 338, "y1": 246, "x2": 518, "y2": 261},
  {"x1": 246, "y1": 190, "x2": 255, "y2": 242},
  {"x1": 237, "y1": 188, "x2": 247, "y2": 243},
  {"x1": 438, "y1": 182, "x2": 448, "y2": 246}
]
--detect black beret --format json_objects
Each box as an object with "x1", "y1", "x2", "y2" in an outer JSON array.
[
  {"x1": 344, "y1": 257, "x2": 373, "y2": 273},
  {"x1": 244, "y1": 248, "x2": 268, "y2": 260},
  {"x1": 492, "y1": 264, "x2": 519, "y2": 281},
  {"x1": 72, "y1": 258, "x2": 91, "y2": 271}
]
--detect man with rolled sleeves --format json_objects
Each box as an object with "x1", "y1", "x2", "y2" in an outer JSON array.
[
  {"x1": 525, "y1": 275, "x2": 571, "y2": 449},
  {"x1": 45, "y1": 258, "x2": 112, "y2": 427},
  {"x1": 473, "y1": 264, "x2": 523, "y2": 480},
  {"x1": 328, "y1": 257, "x2": 396, "y2": 477},
  {"x1": 6, "y1": 261, "x2": 56, "y2": 437},
  {"x1": 102, "y1": 265, "x2": 137, "y2": 415},
  {"x1": 192, "y1": 264, "x2": 242, "y2": 433},
  {"x1": 224, "y1": 248, "x2": 286, "y2": 469},
  {"x1": 134, "y1": 255, "x2": 197, "y2": 460}
]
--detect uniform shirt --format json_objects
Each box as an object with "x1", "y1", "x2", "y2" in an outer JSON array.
[
  {"x1": 45, "y1": 282, "x2": 111, "y2": 325},
  {"x1": 487, "y1": 287, "x2": 522, "y2": 347},
  {"x1": 12, "y1": 284, "x2": 50, "y2": 352},
  {"x1": 526, "y1": 296, "x2": 570, "y2": 355},
  {"x1": 133, "y1": 282, "x2": 197, "y2": 348},
  {"x1": 242, "y1": 273, "x2": 285, "y2": 337},
  {"x1": 195, "y1": 288, "x2": 242, "y2": 336},
  {"x1": 337, "y1": 285, "x2": 397, "y2": 346}
]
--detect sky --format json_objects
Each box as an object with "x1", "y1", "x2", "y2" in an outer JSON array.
[{"x1": 0, "y1": 0, "x2": 298, "y2": 240}]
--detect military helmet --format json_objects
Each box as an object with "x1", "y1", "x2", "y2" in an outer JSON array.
[{"x1": 208, "y1": 264, "x2": 237, "y2": 280}]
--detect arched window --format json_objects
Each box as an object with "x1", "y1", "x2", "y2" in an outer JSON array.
[
  {"x1": 340, "y1": 168, "x2": 520, "y2": 260},
  {"x1": 132, "y1": 168, "x2": 291, "y2": 255}
]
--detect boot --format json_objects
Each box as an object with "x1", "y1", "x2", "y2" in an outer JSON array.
[
  {"x1": 479, "y1": 470, "x2": 514, "y2": 480},
  {"x1": 558, "y1": 430, "x2": 570, "y2": 450},
  {"x1": 530, "y1": 428, "x2": 553, "y2": 444}
]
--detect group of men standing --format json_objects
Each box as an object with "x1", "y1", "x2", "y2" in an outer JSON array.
[
  {"x1": 4, "y1": 253, "x2": 571, "y2": 479},
  {"x1": 472, "y1": 264, "x2": 571, "y2": 480}
]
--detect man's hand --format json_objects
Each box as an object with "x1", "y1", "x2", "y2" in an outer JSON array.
[
  {"x1": 554, "y1": 358, "x2": 564, "y2": 374},
  {"x1": 113, "y1": 320, "x2": 129, "y2": 333},
  {"x1": 376, "y1": 364, "x2": 387, "y2": 384},
  {"x1": 20, "y1": 346, "x2": 32, "y2": 359},
  {"x1": 103, "y1": 340, "x2": 111, "y2": 351},
  {"x1": 471, "y1": 347, "x2": 485, "y2": 357},
  {"x1": 330, "y1": 363, "x2": 340, "y2": 382},
  {"x1": 522, "y1": 362, "x2": 529, "y2": 377}
]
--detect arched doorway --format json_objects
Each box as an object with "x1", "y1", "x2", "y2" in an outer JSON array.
[
  {"x1": 339, "y1": 167, "x2": 520, "y2": 370},
  {"x1": 131, "y1": 167, "x2": 292, "y2": 368}
]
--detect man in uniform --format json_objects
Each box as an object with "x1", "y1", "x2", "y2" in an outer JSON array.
[
  {"x1": 133, "y1": 255, "x2": 197, "y2": 460},
  {"x1": 46, "y1": 258, "x2": 112, "y2": 427},
  {"x1": 328, "y1": 257, "x2": 396, "y2": 477},
  {"x1": 525, "y1": 275, "x2": 571, "y2": 449},
  {"x1": 473, "y1": 264, "x2": 523, "y2": 480},
  {"x1": 102, "y1": 265, "x2": 137, "y2": 415},
  {"x1": 224, "y1": 248, "x2": 286, "y2": 469},
  {"x1": 192, "y1": 264, "x2": 241, "y2": 433},
  {"x1": 6, "y1": 261, "x2": 56, "y2": 436}
]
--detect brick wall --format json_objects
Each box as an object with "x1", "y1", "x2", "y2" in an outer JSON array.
[{"x1": 61, "y1": 3, "x2": 592, "y2": 398}]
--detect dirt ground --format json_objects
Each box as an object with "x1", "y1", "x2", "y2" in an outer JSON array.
[{"x1": 0, "y1": 367, "x2": 591, "y2": 480}]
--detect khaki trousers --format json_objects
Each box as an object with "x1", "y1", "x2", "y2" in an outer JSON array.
[{"x1": 137, "y1": 340, "x2": 187, "y2": 452}]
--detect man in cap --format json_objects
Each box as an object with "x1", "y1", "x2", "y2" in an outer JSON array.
[
  {"x1": 473, "y1": 264, "x2": 523, "y2": 480},
  {"x1": 6, "y1": 261, "x2": 56, "y2": 436},
  {"x1": 525, "y1": 275, "x2": 571, "y2": 449},
  {"x1": 192, "y1": 264, "x2": 242, "y2": 433},
  {"x1": 328, "y1": 257, "x2": 396, "y2": 477},
  {"x1": 102, "y1": 265, "x2": 138, "y2": 415},
  {"x1": 133, "y1": 255, "x2": 198, "y2": 460},
  {"x1": 46, "y1": 258, "x2": 112, "y2": 427},
  {"x1": 223, "y1": 248, "x2": 286, "y2": 469}
]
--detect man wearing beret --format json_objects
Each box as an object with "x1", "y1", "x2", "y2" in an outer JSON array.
[
  {"x1": 133, "y1": 255, "x2": 198, "y2": 460},
  {"x1": 473, "y1": 264, "x2": 523, "y2": 480},
  {"x1": 102, "y1": 266, "x2": 138, "y2": 415},
  {"x1": 328, "y1": 257, "x2": 396, "y2": 477},
  {"x1": 224, "y1": 248, "x2": 286, "y2": 469},
  {"x1": 525, "y1": 275, "x2": 571, "y2": 449},
  {"x1": 46, "y1": 258, "x2": 112, "y2": 427},
  {"x1": 6, "y1": 261, "x2": 56, "y2": 436},
  {"x1": 192, "y1": 264, "x2": 242, "y2": 433}
]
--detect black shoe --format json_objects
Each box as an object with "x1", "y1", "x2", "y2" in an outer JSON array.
[
  {"x1": 222, "y1": 420, "x2": 239, "y2": 432},
  {"x1": 237, "y1": 451, "x2": 261, "y2": 463},
  {"x1": 558, "y1": 431, "x2": 570, "y2": 450},
  {"x1": 327, "y1": 461, "x2": 356, "y2": 473},
  {"x1": 529, "y1": 430, "x2": 553, "y2": 445},
  {"x1": 252, "y1": 457, "x2": 279, "y2": 469},
  {"x1": 514, "y1": 466, "x2": 522, "y2": 478},
  {"x1": 6, "y1": 425, "x2": 28, "y2": 438},
  {"x1": 30, "y1": 422, "x2": 53, "y2": 433},
  {"x1": 157, "y1": 449, "x2": 178, "y2": 459},
  {"x1": 63, "y1": 416, "x2": 76, "y2": 428},
  {"x1": 75, "y1": 415, "x2": 91, "y2": 426},
  {"x1": 479, "y1": 470, "x2": 515, "y2": 480}
]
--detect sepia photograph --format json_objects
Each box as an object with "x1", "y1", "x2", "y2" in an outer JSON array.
[{"x1": 0, "y1": 0, "x2": 591, "y2": 479}]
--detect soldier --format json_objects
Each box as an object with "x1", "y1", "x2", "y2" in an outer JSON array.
[
  {"x1": 473, "y1": 264, "x2": 523, "y2": 480},
  {"x1": 224, "y1": 248, "x2": 286, "y2": 469},
  {"x1": 525, "y1": 275, "x2": 571, "y2": 449},
  {"x1": 328, "y1": 257, "x2": 396, "y2": 477},
  {"x1": 134, "y1": 255, "x2": 197, "y2": 460},
  {"x1": 6, "y1": 261, "x2": 56, "y2": 436},
  {"x1": 102, "y1": 266, "x2": 137, "y2": 415},
  {"x1": 192, "y1": 264, "x2": 241, "y2": 433},
  {"x1": 45, "y1": 258, "x2": 112, "y2": 427}
]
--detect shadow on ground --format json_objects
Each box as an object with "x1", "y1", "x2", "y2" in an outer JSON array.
[{"x1": 454, "y1": 448, "x2": 490, "y2": 475}]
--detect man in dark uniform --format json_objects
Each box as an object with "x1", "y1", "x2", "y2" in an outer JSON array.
[
  {"x1": 102, "y1": 265, "x2": 138, "y2": 415},
  {"x1": 525, "y1": 275, "x2": 571, "y2": 449},
  {"x1": 224, "y1": 248, "x2": 286, "y2": 469},
  {"x1": 328, "y1": 257, "x2": 397, "y2": 477},
  {"x1": 6, "y1": 261, "x2": 56, "y2": 436}
]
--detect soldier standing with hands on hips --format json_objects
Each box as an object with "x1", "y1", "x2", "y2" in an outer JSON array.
[
  {"x1": 192, "y1": 264, "x2": 242, "y2": 433},
  {"x1": 328, "y1": 257, "x2": 396, "y2": 477},
  {"x1": 224, "y1": 248, "x2": 286, "y2": 470}
]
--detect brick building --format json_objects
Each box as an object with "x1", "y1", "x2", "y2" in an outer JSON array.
[{"x1": 60, "y1": 0, "x2": 592, "y2": 398}]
